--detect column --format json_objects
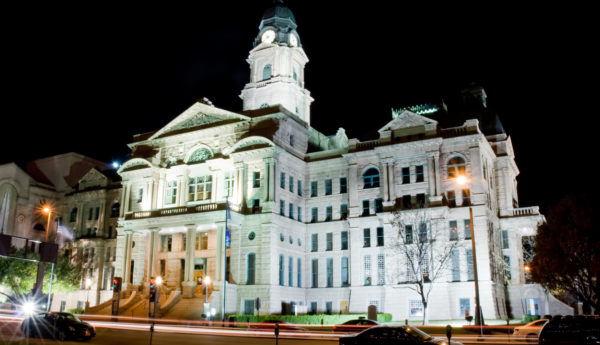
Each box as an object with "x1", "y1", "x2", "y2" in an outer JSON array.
[
  {"x1": 157, "y1": 172, "x2": 165, "y2": 208},
  {"x1": 120, "y1": 187, "x2": 127, "y2": 215},
  {"x1": 433, "y1": 153, "x2": 441, "y2": 196},
  {"x1": 266, "y1": 158, "x2": 275, "y2": 202},
  {"x1": 122, "y1": 230, "x2": 133, "y2": 289},
  {"x1": 147, "y1": 229, "x2": 159, "y2": 278},
  {"x1": 181, "y1": 225, "x2": 197, "y2": 298},
  {"x1": 123, "y1": 182, "x2": 132, "y2": 214},
  {"x1": 348, "y1": 163, "x2": 358, "y2": 217},
  {"x1": 382, "y1": 161, "x2": 389, "y2": 202},
  {"x1": 234, "y1": 163, "x2": 244, "y2": 206},
  {"x1": 388, "y1": 160, "x2": 396, "y2": 201}
]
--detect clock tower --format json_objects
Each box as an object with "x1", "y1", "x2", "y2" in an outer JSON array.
[{"x1": 240, "y1": 0, "x2": 314, "y2": 125}]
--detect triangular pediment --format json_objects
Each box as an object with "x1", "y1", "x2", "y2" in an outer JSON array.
[
  {"x1": 78, "y1": 168, "x2": 108, "y2": 189},
  {"x1": 150, "y1": 102, "x2": 250, "y2": 140},
  {"x1": 378, "y1": 110, "x2": 438, "y2": 133}
]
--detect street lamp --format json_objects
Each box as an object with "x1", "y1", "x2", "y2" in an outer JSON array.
[
  {"x1": 42, "y1": 206, "x2": 52, "y2": 242},
  {"x1": 204, "y1": 276, "x2": 211, "y2": 303},
  {"x1": 456, "y1": 176, "x2": 484, "y2": 329}
]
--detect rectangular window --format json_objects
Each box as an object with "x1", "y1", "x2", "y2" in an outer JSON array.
[
  {"x1": 419, "y1": 222, "x2": 428, "y2": 243},
  {"x1": 325, "y1": 301, "x2": 333, "y2": 314},
  {"x1": 341, "y1": 231, "x2": 348, "y2": 250},
  {"x1": 200, "y1": 232, "x2": 208, "y2": 250},
  {"x1": 244, "y1": 299, "x2": 255, "y2": 315},
  {"x1": 325, "y1": 206, "x2": 332, "y2": 221},
  {"x1": 311, "y1": 207, "x2": 318, "y2": 223},
  {"x1": 289, "y1": 256, "x2": 293, "y2": 287},
  {"x1": 326, "y1": 233, "x2": 333, "y2": 251},
  {"x1": 340, "y1": 177, "x2": 347, "y2": 193},
  {"x1": 340, "y1": 204, "x2": 348, "y2": 220},
  {"x1": 290, "y1": 134, "x2": 294, "y2": 147},
  {"x1": 311, "y1": 258, "x2": 319, "y2": 288},
  {"x1": 459, "y1": 298, "x2": 471, "y2": 318},
  {"x1": 297, "y1": 258, "x2": 302, "y2": 288},
  {"x1": 409, "y1": 300, "x2": 424, "y2": 317},
  {"x1": 447, "y1": 190, "x2": 456, "y2": 207},
  {"x1": 326, "y1": 258, "x2": 333, "y2": 288},
  {"x1": 252, "y1": 199, "x2": 260, "y2": 213},
  {"x1": 310, "y1": 181, "x2": 318, "y2": 197},
  {"x1": 402, "y1": 167, "x2": 411, "y2": 184},
  {"x1": 416, "y1": 193, "x2": 426, "y2": 208},
  {"x1": 188, "y1": 176, "x2": 213, "y2": 201},
  {"x1": 377, "y1": 254, "x2": 385, "y2": 285},
  {"x1": 375, "y1": 198, "x2": 383, "y2": 213},
  {"x1": 298, "y1": 206, "x2": 302, "y2": 222},
  {"x1": 403, "y1": 195, "x2": 412, "y2": 209},
  {"x1": 137, "y1": 188, "x2": 143, "y2": 203},
  {"x1": 504, "y1": 255, "x2": 512, "y2": 280},
  {"x1": 449, "y1": 220, "x2": 458, "y2": 241},
  {"x1": 309, "y1": 301, "x2": 317, "y2": 314},
  {"x1": 416, "y1": 165, "x2": 424, "y2": 182},
  {"x1": 405, "y1": 225, "x2": 413, "y2": 244},
  {"x1": 279, "y1": 255, "x2": 284, "y2": 286},
  {"x1": 363, "y1": 228, "x2": 371, "y2": 247},
  {"x1": 363, "y1": 255, "x2": 371, "y2": 286},
  {"x1": 466, "y1": 248, "x2": 474, "y2": 281},
  {"x1": 224, "y1": 172, "x2": 234, "y2": 197},
  {"x1": 502, "y1": 230, "x2": 509, "y2": 249},
  {"x1": 451, "y1": 248, "x2": 460, "y2": 282},
  {"x1": 280, "y1": 200, "x2": 285, "y2": 215},
  {"x1": 341, "y1": 256, "x2": 349, "y2": 286},
  {"x1": 94, "y1": 207, "x2": 100, "y2": 220},
  {"x1": 88, "y1": 208, "x2": 93, "y2": 220},
  {"x1": 325, "y1": 179, "x2": 332, "y2": 195},
  {"x1": 166, "y1": 180, "x2": 177, "y2": 205},
  {"x1": 464, "y1": 219, "x2": 472, "y2": 240},
  {"x1": 280, "y1": 172, "x2": 285, "y2": 189},
  {"x1": 289, "y1": 203, "x2": 294, "y2": 219},
  {"x1": 297, "y1": 180, "x2": 302, "y2": 196},
  {"x1": 247, "y1": 253, "x2": 255, "y2": 285},
  {"x1": 462, "y1": 189, "x2": 471, "y2": 206},
  {"x1": 253, "y1": 171, "x2": 260, "y2": 188},
  {"x1": 289, "y1": 176, "x2": 294, "y2": 193},
  {"x1": 311, "y1": 233, "x2": 318, "y2": 252},
  {"x1": 362, "y1": 200, "x2": 370, "y2": 216},
  {"x1": 376, "y1": 227, "x2": 384, "y2": 246}
]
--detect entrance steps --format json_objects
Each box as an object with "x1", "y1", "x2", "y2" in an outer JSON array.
[{"x1": 162, "y1": 294, "x2": 211, "y2": 320}]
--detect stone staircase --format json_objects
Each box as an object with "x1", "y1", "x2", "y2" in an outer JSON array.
[{"x1": 162, "y1": 294, "x2": 210, "y2": 320}]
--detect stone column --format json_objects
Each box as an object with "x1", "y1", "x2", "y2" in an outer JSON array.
[
  {"x1": 122, "y1": 230, "x2": 133, "y2": 289},
  {"x1": 181, "y1": 225, "x2": 197, "y2": 298},
  {"x1": 120, "y1": 187, "x2": 127, "y2": 215},
  {"x1": 266, "y1": 158, "x2": 275, "y2": 202},
  {"x1": 157, "y1": 172, "x2": 165, "y2": 208},
  {"x1": 388, "y1": 160, "x2": 396, "y2": 201},
  {"x1": 147, "y1": 229, "x2": 159, "y2": 278},
  {"x1": 234, "y1": 163, "x2": 244, "y2": 206},
  {"x1": 348, "y1": 163, "x2": 358, "y2": 217},
  {"x1": 382, "y1": 161, "x2": 389, "y2": 202},
  {"x1": 433, "y1": 153, "x2": 441, "y2": 196},
  {"x1": 123, "y1": 182, "x2": 132, "y2": 214}
]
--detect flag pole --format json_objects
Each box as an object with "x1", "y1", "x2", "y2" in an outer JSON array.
[{"x1": 222, "y1": 197, "x2": 229, "y2": 321}]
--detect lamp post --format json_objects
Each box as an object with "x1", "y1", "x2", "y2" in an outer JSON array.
[
  {"x1": 456, "y1": 176, "x2": 484, "y2": 329},
  {"x1": 85, "y1": 278, "x2": 92, "y2": 305},
  {"x1": 204, "y1": 276, "x2": 211, "y2": 303},
  {"x1": 42, "y1": 206, "x2": 52, "y2": 242}
]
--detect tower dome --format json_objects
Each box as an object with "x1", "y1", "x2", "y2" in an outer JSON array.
[
  {"x1": 254, "y1": 0, "x2": 300, "y2": 47},
  {"x1": 261, "y1": 0, "x2": 296, "y2": 26}
]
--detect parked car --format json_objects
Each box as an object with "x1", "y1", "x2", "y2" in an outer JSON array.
[
  {"x1": 539, "y1": 315, "x2": 600, "y2": 345},
  {"x1": 339, "y1": 325, "x2": 464, "y2": 345},
  {"x1": 333, "y1": 318, "x2": 379, "y2": 332},
  {"x1": 20, "y1": 312, "x2": 96, "y2": 341},
  {"x1": 513, "y1": 318, "x2": 548, "y2": 343},
  {"x1": 248, "y1": 319, "x2": 307, "y2": 332}
]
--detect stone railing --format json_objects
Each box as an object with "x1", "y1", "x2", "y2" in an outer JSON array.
[
  {"x1": 500, "y1": 206, "x2": 540, "y2": 217},
  {"x1": 125, "y1": 202, "x2": 226, "y2": 220}
]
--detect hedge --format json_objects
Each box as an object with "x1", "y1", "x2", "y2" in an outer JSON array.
[
  {"x1": 229, "y1": 313, "x2": 392, "y2": 325},
  {"x1": 522, "y1": 314, "x2": 541, "y2": 323},
  {"x1": 67, "y1": 307, "x2": 84, "y2": 314}
]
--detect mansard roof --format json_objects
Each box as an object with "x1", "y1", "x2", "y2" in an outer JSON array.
[{"x1": 149, "y1": 101, "x2": 250, "y2": 140}]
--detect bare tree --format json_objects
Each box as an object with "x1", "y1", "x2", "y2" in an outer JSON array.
[{"x1": 390, "y1": 207, "x2": 458, "y2": 325}]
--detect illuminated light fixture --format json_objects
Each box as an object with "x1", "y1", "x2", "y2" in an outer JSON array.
[
  {"x1": 156, "y1": 276, "x2": 163, "y2": 286},
  {"x1": 112, "y1": 161, "x2": 120, "y2": 169},
  {"x1": 456, "y1": 175, "x2": 468, "y2": 186},
  {"x1": 21, "y1": 301, "x2": 37, "y2": 315}
]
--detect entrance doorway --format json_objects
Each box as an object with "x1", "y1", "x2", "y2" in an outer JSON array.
[{"x1": 194, "y1": 258, "x2": 207, "y2": 295}]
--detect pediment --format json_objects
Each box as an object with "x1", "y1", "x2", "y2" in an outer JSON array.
[
  {"x1": 378, "y1": 110, "x2": 438, "y2": 133},
  {"x1": 79, "y1": 168, "x2": 108, "y2": 188},
  {"x1": 224, "y1": 136, "x2": 275, "y2": 155},
  {"x1": 150, "y1": 102, "x2": 250, "y2": 140}
]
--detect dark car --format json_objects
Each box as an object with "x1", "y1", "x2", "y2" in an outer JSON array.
[
  {"x1": 21, "y1": 312, "x2": 96, "y2": 341},
  {"x1": 248, "y1": 319, "x2": 307, "y2": 332},
  {"x1": 539, "y1": 315, "x2": 600, "y2": 345},
  {"x1": 333, "y1": 318, "x2": 379, "y2": 332},
  {"x1": 339, "y1": 325, "x2": 464, "y2": 345}
]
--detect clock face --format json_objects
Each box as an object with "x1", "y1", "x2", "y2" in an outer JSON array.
[
  {"x1": 289, "y1": 34, "x2": 298, "y2": 47},
  {"x1": 261, "y1": 30, "x2": 276, "y2": 44}
]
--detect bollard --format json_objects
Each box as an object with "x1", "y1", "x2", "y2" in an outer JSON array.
[
  {"x1": 274, "y1": 323, "x2": 279, "y2": 345},
  {"x1": 446, "y1": 325, "x2": 452, "y2": 342}
]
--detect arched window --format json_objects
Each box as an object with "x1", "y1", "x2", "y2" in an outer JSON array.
[
  {"x1": 69, "y1": 208, "x2": 78, "y2": 222},
  {"x1": 363, "y1": 168, "x2": 380, "y2": 188},
  {"x1": 263, "y1": 64, "x2": 272, "y2": 80},
  {"x1": 110, "y1": 203, "x2": 120, "y2": 218},
  {"x1": 447, "y1": 156, "x2": 466, "y2": 178},
  {"x1": 247, "y1": 253, "x2": 256, "y2": 285}
]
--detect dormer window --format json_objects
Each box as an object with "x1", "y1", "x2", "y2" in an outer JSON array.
[{"x1": 263, "y1": 64, "x2": 272, "y2": 80}]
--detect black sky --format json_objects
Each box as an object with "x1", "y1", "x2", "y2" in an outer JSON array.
[{"x1": 1, "y1": 1, "x2": 595, "y2": 212}]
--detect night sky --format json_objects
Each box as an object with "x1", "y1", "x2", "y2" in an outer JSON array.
[{"x1": 2, "y1": 1, "x2": 594, "y2": 213}]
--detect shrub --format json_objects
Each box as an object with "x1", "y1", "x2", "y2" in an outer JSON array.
[
  {"x1": 67, "y1": 307, "x2": 84, "y2": 314},
  {"x1": 523, "y1": 314, "x2": 541, "y2": 323},
  {"x1": 229, "y1": 313, "x2": 392, "y2": 325}
]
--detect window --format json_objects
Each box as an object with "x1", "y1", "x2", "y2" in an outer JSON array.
[
  {"x1": 311, "y1": 207, "x2": 318, "y2": 223},
  {"x1": 403, "y1": 195, "x2": 412, "y2": 209},
  {"x1": 137, "y1": 188, "x2": 143, "y2": 203},
  {"x1": 341, "y1": 231, "x2": 348, "y2": 250},
  {"x1": 340, "y1": 177, "x2": 347, "y2": 193},
  {"x1": 449, "y1": 220, "x2": 458, "y2": 241},
  {"x1": 363, "y1": 168, "x2": 380, "y2": 188},
  {"x1": 311, "y1": 233, "x2": 318, "y2": 252},
  {"x1": 325, "y1": 301, "x2": 333, "y2": 314},
  {"x1": 464, "y1": 219, "x2": 472, "y2": 240},
  {"x1": 224, "y1": 172, "x2": 234, "y2": 197},
  {"x1": 244, "y1": 299, "x2": 255, "y2": 315},
  {"x1": 341, "y1": 257, "x2": 349, "y2": 286},
  {"x1": 362, "y1": 200, "x2": 370, "y2": 216},
  {"x1": 279, "y1": 172, "x2": 285, "y2": 189},
  {"x1": 363, "y1": 228, "x2": 371, "y2": 247},
  {"x1": 325, "y1": 179, "x2": 332, "y2": 195},
  {"x1": 253, "y1": 171, "x2": 261, "y2": 188},
  {"x1": 451, "y1": 248, "x2": 460, "y2": 282},
  {"x1": 311, "y1": 258, "x2": 318, "y2": 288},
  {"x1": 502, "y1": 230, "x2": 509, "y2": 249},
  {"x1": 377, "y1": 254, "x2": 385, "y2": 285},
  {"x1": 289, "y1": 203, "x2": 294, "y2": 219},
  {"x1": 290, "y1": 134, "x2": 294, "y2": 147},
  {"x1": 247, "y1": 253, "x2": 255, "y2": 284},
  {"x1": 110, "y1": 203, "x2": 119, "y2": 218},
  {"x1": 340, "y1": 204, "x2": 348, "y2": 220},
  {"x1": 252, "y1": 199, "x2": 260, "y2": 213},
  {"x1": 298, "y1": 206, "x2": 302, "y2": 222},
  {"x1": 405, "y1": 225, "x2": 413, "y2": 244},
  {"x1": 279, "y1": 200, "x2": 285, "y2": 215},
  {"x1": 462, "y1": 189, "x2": 471, "y2": 206},
  {"x1": 309, "y1": 302, "x2": 317, "y2": 314},
  {"x1": 363, "y1": 255, "x2": 371, "y2": 286},
  {"x1": 263, "y1": 64, "x2": 272, "y2": 80},
  {"x1": 94, "y1": 207, "x2": 100, "y2": 220},
  {"x1": 416, "y1": 194, "x2": 426, "y2": 208},
  {"x1": 289, "y1": 256, "x2": 294, "y2": 287},
  {"x1": 447, "y1": 190, "x2": 456, "y2": 207},
  {"x1": 297, "y1": 180, "x2": 302, "y2": 196},
  {"x1": 279, "y1": 255, "x2": 284, "y2": 286},
  {"x1": 188, "y1": 176, "x2": 212, "y2": 201},
  {"x1": 416, "y1": 165, "x2": 424, "y2": 182},
  {"x1": 325, "y1": 206, "x2": 332, "y2": 221},
  {"x1": 459, "y1": 298, "x2": 471, "y2": 318},
  {"x1": 402, "y1": 167, "x2": 410, "y2": 184},
  {"x1": 88, "y1": 208, "x2": 93, "y2": 221},
  {"x1": 69, "y1": 208, "x2": 78, "y2": 222},
  {"x1": 376, "y1": 227, "x2": 384, "y2": 246},
  {"x1": 466, "y1": 248, "x2": 474, "y2": 280},
  {"x1": 504, "y1": 255, "x2": 511, "y2": 280},
  {"x1": 375, "y1": 198, "x2": 383, "y2": 213},
  {"x1": 297, "y1": 258, "x2": 302, "y2": 288},
  {"x1": 418, "y1": 222, "x2": 428, "y2": 243},
  {"x1": 448, "y1": 156, "x2": 466, "y2": 178},
  {"x1": 289, "y1": 176, "x2": 294, "y2": 193},
  {"x1": 166, "y1": 180, "x2": 177, "y2": 205},
  {"x1": 326, "y1": 258, "x2": 333, "y2": 287},
  {"x1": 326, "y1": 233, "x2": 333, "y2": 251},
  {"x1": 310, "y1": 181, "x2": 318, "y2": 197},
  {"x1": 409, "y1": 300, "x2": 424, "y2": 317}
]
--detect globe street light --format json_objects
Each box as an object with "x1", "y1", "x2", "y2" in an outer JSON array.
[
  {"x1": 42, "y1": 206, "x2": 52, "y2": 242},
  {"x1": 456, "y1": 175, "x2": 484, "y2": 329}
]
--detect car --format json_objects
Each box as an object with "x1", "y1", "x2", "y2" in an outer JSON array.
[
  {"x1": 333, "y1": 318, "x2": 379, "y2": 332},
  {"x1": 339, "y1": 325, "x2": 464, "y2": 345},
  {"x1": 248, "y1": 319, "x2": 307, "y2": 332},
  {"x1": 20, "y1": 312, "x2": 96, "y2": 341},
  {"x1": 513, "y1": 318, "x2": 548, "y2": 343},
  {"x1": 539, "y1": 315, "x2": 600, "y2": 345}
]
